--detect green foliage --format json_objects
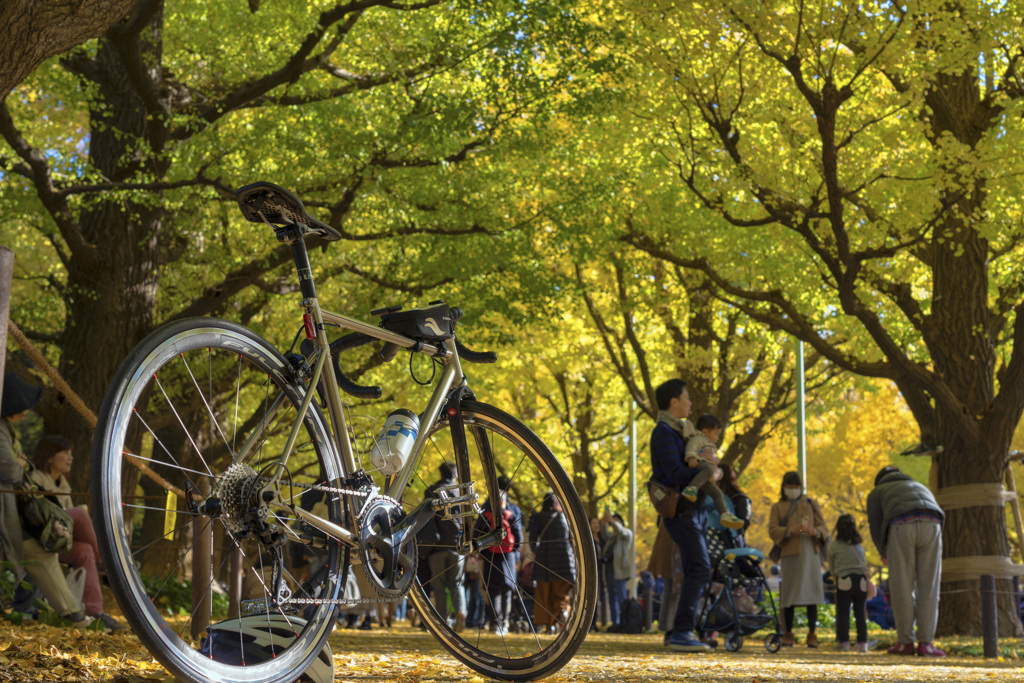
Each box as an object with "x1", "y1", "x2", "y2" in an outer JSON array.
[{"x1": 140, "y1": 572, "x2": 229, "y2": 619}]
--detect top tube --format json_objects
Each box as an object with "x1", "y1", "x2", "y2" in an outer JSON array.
[{"x1": 319, "y1": 307, "x2": 446, "y2": 357}]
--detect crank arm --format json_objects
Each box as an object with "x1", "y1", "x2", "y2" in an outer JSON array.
[{"x1": 390, "y1": 497, "x2": 440, "y2": 549}]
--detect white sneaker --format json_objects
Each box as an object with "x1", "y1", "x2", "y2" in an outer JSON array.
[{"x1": 62, "y1": 611, "x2": 94, "y2": 629}]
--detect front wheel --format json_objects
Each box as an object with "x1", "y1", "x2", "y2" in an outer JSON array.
[
  {"x1": 402, "y1": 401, "x2": 596, "y2": 681},
  {"x1": 92, "y1": 318, "x2": 348, "y2": 683}
]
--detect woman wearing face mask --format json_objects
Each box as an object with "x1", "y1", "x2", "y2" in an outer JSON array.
[{"x1": 768, "y1": 471, "x2": 828, "y2": 648}]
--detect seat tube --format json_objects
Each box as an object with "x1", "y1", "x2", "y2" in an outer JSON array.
[{"x1": 290, "y1": 233, "x2": 358, "y2": 479}]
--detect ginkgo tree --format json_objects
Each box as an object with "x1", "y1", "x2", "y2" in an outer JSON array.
[
  {"x1": 608, "y1": 0, "x2": 1024, "y2": 634},
  {"x1": 574, "y1": 251, "x2": 841, "y2": 475},
  {"x1": 0, "y1": 0, "x2": 604, "y2": 497}
]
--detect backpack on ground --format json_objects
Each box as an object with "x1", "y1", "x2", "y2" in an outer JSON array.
[{"x1": 620, "y1": 598, "x2": 644, "y2": 634}]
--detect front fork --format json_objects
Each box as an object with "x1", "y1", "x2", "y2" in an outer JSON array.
[{"x1": 445, "y1": 388, "x2": 503, "y2": 555}]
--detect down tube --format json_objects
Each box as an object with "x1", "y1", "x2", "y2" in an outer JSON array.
[{"x1": 386, "y1": 360, "x2": 460, "y2": 499}]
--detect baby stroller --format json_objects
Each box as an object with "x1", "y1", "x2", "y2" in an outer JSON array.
[{"x1": 697, "y1": 547, "x2": 782, "y2": 652}]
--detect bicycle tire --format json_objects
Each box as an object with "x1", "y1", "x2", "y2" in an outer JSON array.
[
  {"x1": 404, "y1": 401, "x2": 596, "y2": 681},
  {"x1": 92, "y1": 318, "x2": 348, "y2": 683}
]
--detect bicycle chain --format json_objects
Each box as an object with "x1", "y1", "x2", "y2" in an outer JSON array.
[
  {"x1": 242, "y1": 594, "x2": 401, "y2": 615},
  {"x1": 281, "y1": 595, "x2": 406, "y2": 606},
  {"x1": 288, "y1": 479, "x2": 374, "y2": 499}
]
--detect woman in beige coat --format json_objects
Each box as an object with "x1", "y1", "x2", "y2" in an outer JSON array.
[{"x1": 768, "y1": 471, "x2": 828, "y2": 647}]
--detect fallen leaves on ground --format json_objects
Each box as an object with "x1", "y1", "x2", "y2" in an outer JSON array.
[{"x1": 1, "y1": 621, "x2": 1023, "y2": 682}]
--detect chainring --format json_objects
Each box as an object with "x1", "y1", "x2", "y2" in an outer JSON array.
[{"x1": 358, "y1": 496, "x2": 418, "y2": 600}]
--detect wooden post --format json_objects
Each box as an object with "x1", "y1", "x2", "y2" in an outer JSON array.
[
  {"x1": 1006, "y1": 466, "x2": 1024, "y2": 563},
  {"x1": 228, "y1": 545, "x2": 242, "y2": 617},
  {"x1": 642, "y1": 576, "x2": 653, "y2": 632},
  {"x1": 0, "y1": 246, "x2": 14, "y2": 397},
  {"x1": 980, "y1": 574, "x2": 999, "y2": 658},
  {"x1": 191, "y1": 477, "x2": 213, "y2": 638}
]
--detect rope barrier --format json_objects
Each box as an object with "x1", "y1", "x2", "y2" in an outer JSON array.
[
  {"x1": 8, "y1": 321, "x2": 97, "y2": 428},
  {"x1": 940, "y1": 555, "x2": 1024, "y2": 583},
  {"x1": 928, "y1": 483, "x2": 1024, "y2": 581},
  {"x1": 935, "y1": 483, "x2": 1016, "y2": 510},
  {"x1": 0, "y1": 488, "x2": 170, "y2": 501},
  {"x1": 936, "y1": 587, "x2": 1021, "y2": 597},
  {"x1": 7, "y1": 319, "x2": 185, "y2": 499}
]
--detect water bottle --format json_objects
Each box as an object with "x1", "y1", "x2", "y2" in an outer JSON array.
[{"x1": 370, "y1": 409, "x2": 420, "y2": 475}]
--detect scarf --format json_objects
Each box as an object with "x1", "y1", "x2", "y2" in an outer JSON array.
[{"x1": 657, "y1": 411, "x2": 695, "y2": 439}]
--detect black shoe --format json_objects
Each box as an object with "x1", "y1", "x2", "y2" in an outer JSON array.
[{"x1": 359, "y1": 617, "x2": 373, "y2": 630}]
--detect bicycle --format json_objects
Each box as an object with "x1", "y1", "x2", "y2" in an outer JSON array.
[{"x1": 91, "y1": 182, "x2": 597, "y2": 683}]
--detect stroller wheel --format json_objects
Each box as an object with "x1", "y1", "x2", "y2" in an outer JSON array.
[
  {"x1": 765, "y1": 633, "x2": 782, "y2": 653},
  {"x1": 725, "y1": 632, "x2": 744, "y2": 652}
]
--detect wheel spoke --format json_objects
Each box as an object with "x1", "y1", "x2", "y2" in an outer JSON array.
[
  {"x1": 179, "y1": 349, "x2": 236, "y2": 462},
  {"x1": 152, "y1": 372, "x2": 215, "y2": 477},
  {"x1": 93, "y1": 320, "x2": 347, "y2": 683},
  {"x1": 407, "y1": 403, "x2": 595, "y2": 678}
]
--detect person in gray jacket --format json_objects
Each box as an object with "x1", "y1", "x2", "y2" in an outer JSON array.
[
  {"x1": 601, "y1": 511, "x2": 633, "y2": 629},
  {"x1": 866, "y1": 466, "x2": 945, "y2": 657}
]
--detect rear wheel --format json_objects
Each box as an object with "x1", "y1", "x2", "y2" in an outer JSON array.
[
  {"x1": 92, "y1": 318, "x2": 348, "y2": 683},
  {"x1": 402, "y1": 401, "x2": 596, "y2": 681}
]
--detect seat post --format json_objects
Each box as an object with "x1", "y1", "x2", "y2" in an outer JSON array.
[{"x1": 288, "y1": 229, "x2": 318, "y2": 300}]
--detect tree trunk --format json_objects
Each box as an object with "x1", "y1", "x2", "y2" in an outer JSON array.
[
  {"x1": 54, "y1": 23, "x2": 166, "y2": 495},
  {"x1": 0, "y1": 0, "x2": 137, "y2": 100},
  {"x1": 934, "y1": 441, "x2": 1023, "y2": 636}
]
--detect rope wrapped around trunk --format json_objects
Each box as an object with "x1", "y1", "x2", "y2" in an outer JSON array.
[{"x1": 934, "y1": 483, "x2": 1023, "y2": 582}]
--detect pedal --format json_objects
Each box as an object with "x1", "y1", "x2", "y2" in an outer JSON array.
[{"x1": 431, "y1": 481, "x2": 482, "y2": 521}]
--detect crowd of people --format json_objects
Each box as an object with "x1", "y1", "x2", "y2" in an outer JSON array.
[
  {"x1": 1, "y1": 368, "x2": 949, "y2": 657},
  {"x1": 645, "y1": 377, "x2": 946, "y2": 656}
]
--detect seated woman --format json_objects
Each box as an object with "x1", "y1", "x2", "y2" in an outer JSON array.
[
  {"x1": 0, "y1": 374, "x2": 88, "y2": 627},
  {"x1": 31, "y1": 435, "x2": 124, "y2": 631}
]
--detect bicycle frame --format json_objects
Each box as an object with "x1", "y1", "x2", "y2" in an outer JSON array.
[{"x1": 254, "y1": 233, "x2": 498, "y2": 552}]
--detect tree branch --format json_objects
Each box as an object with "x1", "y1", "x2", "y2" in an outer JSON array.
[
  {"x1": 0, "y1": 101, "x2": 97, "y2": 268},
  {"x1": 173, "y1": 0, "x2": 443, "y2": 139}
]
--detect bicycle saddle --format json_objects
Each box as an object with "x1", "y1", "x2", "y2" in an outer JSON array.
[{"x1": 236, "y1": 182, "x2": 342, "y2": 242}]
